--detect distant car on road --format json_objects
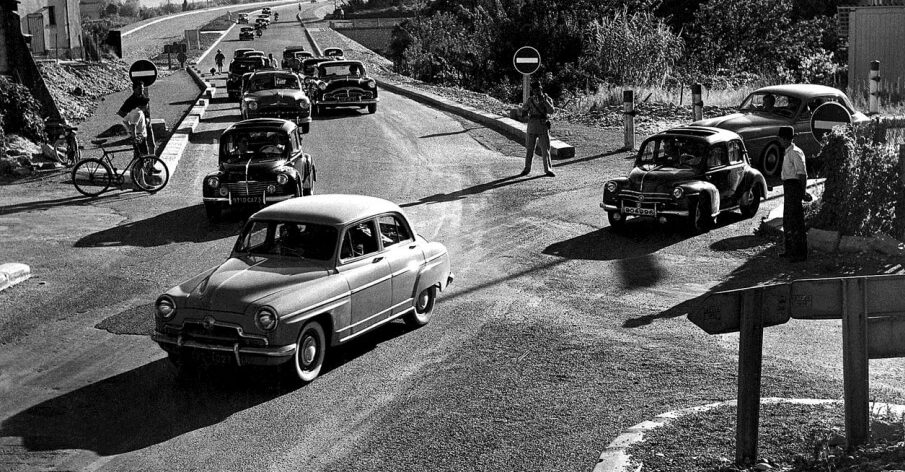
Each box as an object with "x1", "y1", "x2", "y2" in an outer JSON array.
[
  {"x1": 239, "y1": 26, "x2": 255, "y2": 40},
  {"x1": 240, "y1": 70, "x2": 312, "y2": 133},
  {"x1": 601, "y1": 126, "x2": 767, "y2": 234},
  {"x1": 201, "y1": 119, "x2": 315, "y2": 221},
  {"x1": 255, "y1": 15, "x2": 270, "y2": 28},
  {"x1": 233, "y1": 47, "x2": 254, "y2": 58},
  {"x1": 322, "y1": 47, "x2": 344, "y2": 59},
  {"x1": 691, "y1": 84, "x2": 869, "y2": 176},
  {"x1": 262, "y1": 6, "x2": 271, "y2": 14},
  {"x1": 281, "y1": 46, "x2": 307, "y2": 69},
  {"x1": 153, "y1": 194, "x2": 454, "y2": 383},
  {"x1": 237, "y1": 13, "x2": 249, "y2": 24},
  {"x1": 227, "y1": 56, "x2": 269, "y2": 100},
  {"x1": 310, "y1": 60, "x2": 379, "y2": 115}
]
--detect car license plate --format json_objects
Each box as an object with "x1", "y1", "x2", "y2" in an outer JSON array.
[
  {"x1": 233, "y1": 196, "x2": 262, "y2": 204},
  {"x1": 623, "y1": 205, "x2": 655, "y2": 217}
]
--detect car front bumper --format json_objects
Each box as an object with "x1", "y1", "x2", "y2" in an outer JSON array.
[
  {"x1": 318, "y1": 97, "x2": 379, "y2": 107},
  {"x1": 600, "y1": 201, "x2": 689, "y2": 217},
  {"x1": 203, "y1": 193, "x2": 295, "y2": 205},
  {"x1": 154, "y1": 331, "x2": 295, "y2": 367}
]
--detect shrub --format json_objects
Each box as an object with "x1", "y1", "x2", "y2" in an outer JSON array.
[
  {"x1": 810, "y1": 123, "x2": 903, "y2": 238},
  {"x1": 0, "y1": 77, "x2": 45, "y2": 143}
]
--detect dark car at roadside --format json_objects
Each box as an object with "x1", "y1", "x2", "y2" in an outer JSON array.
[
  {"x1": 601, "y1": 126, "x2": 767, "y2": 234},
  {"x1": 240, "y1": 70, "x2": 312, "y2": 133},
  {"x1": 227, "y1": 56, "x2": 269, "y2": 100},
  {"x1": 202, "y1": 119, "x2": 315, "y2": 221},
  {"x1": 309, "y1": 60, "x2": 379, "y2": 115}
]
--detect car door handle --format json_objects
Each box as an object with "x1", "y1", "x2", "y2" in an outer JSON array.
[
  {"x1": 408, "y1": 244, "x2": 417, "y2": 249},
  {"x1": 372, "y1": 256, "x2": 384, "y2": 263}
]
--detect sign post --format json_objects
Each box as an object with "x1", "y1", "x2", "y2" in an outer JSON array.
[
  {"x1": 128, "y1": 59, "x2": 158, "y2": 149},
  {"x1": 810, "y1": 102, "x2": 852, "y2": 143},
  {"x1": 512, "y1": 46, "x2": 541, "y2": 107}
]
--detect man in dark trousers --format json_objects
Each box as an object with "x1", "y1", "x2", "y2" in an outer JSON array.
[
  {"x1": 215, "y1": 49, "x2": 226, "y2": 73},
  {"x1": 778, "y1": 126, "x2": 811, "y2": 262},
  {"x1": 520, "y1": 79, "x2": 555, "y2": 177}
]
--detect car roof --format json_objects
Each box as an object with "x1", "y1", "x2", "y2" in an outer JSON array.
[
  {"x1": 753, "y1": 84, "x2": 847, "y2": 98},
  {"x1": 319, "y1": 60, "x2": 363, "y2": 67},
  {"x1": 283, "y1": 46, "x2": 307, "y2": 52},
  {"x1": 253, "y1": 194, "x2": 405, "y2": 226},
  {"x1": 652, "y1": 126, "x2": 742, "y2": 145},
  {"x1": 224, "y1": 118, "x2": 297, "y2": 134},
  {"x1": 249, "y1": 70, "x2": 296, "y2": 77}
]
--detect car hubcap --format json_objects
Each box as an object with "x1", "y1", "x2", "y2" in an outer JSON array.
[
  {"x1": 742, "y1": 190, "x2": 753, "y2": 206},
  {"x1": 302, "y1": 336, "x2": 317, "y2": 366},
  {"x1": 417, "y1": 292, "x2": 428, "y2": 311}
]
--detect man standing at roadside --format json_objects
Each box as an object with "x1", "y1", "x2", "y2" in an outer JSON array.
[
  {"x1": 778, "y1": 126, "x2": 810, "y2": 262},
  {"x1": 520, "y1": 79, "x2": 555, "y2": 177},
  {"x1": 215, "y1": 49, "x2": 225, "y2": 74}
]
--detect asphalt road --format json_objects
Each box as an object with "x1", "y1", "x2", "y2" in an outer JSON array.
[{"x1": 2, "y1": 7, "x2": 905, "y2": 472}]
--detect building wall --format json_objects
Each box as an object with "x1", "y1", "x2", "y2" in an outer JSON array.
[
  {"x1": 848, "y1": 7, "x2": 905, "y2": 93},
  {"x1": 18, "y1": 0, "x2": 83, "y2": 58},
  {"x1": 0, "y1": 9, "x2": 8, "y2": 74}
]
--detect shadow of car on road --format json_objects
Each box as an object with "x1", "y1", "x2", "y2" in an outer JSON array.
[
  {"x1": 313, "y1": 107, "x2": 371, "y2": 121},
  {"x1": 74, "y1": 204, "x2": 244, "y2": 248}
]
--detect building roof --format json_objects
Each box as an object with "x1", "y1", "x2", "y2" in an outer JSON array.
[{"x1": 253, "y1": 195, "x2": 405, "y2": 226}]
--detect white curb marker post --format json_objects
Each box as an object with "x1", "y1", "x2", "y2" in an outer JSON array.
[
  {"x1": 869, "y1": 60, "x2": 880, "y2": 115},
  {"x1": 692, "y1": 83, "x2": 703, "y2": 121},
  {"x1": 623, "y1": 90, "x2": 634, "y2": 151}
]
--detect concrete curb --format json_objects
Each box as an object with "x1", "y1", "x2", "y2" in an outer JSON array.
[
  {"x1": 303, "y1": 23, "x2": 576, "y2": 159},
  {"x1": 593, "y1": 398, "x2": 904, "y2": 472},
  {"x1": 0, "y1": 263, "x2": 31, "y2": 292}
]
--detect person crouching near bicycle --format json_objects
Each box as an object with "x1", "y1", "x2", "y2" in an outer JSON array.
[{"x1": 122, "y1": 96, "x2": 151, "y2": 156}]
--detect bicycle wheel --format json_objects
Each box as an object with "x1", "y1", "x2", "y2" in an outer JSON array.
[
  {"x1": 131, "y1": 156, "x2": 170, "y2": 193},
  {"x1": 71, "y1": 158, "x2": 113, "y2": 197}
]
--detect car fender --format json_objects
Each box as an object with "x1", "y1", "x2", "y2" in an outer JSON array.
[
  {"x1": 742, "y1": 168, "x2": 769, "y2": 198},
  {"x1": 680, "y1": 181, "x2": 720, "y2": 216},
  {"x1": 603, "y1": 176, "x2": 630, "y2": 202},
  {"x1": 259, "y1": 273, "x2": 352, "y2": 346},
  {"x1": 413, "y1": 240, "x2": 451, "y2": 298}
]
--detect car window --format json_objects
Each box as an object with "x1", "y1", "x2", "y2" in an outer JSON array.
[
  {"x1": 636, "y1": 137, "x2": 706, "y2": 170},
  {"x1": 319, "y1": 62, "x2": 365, "y2": 78},
  {"x1": 728, "y1": 141, "x2": 743, "y2": 164},
  {"x1": 739, "y1": 92, "x2": 801, "y2": 119},
  {"x1": 221, "y1": 131, "x2": 289, "y2": 161},
  {"x1": 378, "y1": 215, "x2": 413, "y2": 248},
  {"x1": 234, "y1": 221, "x2": 337, "y2": 261},
  {"x1": 340, "y1": 220, "x2": 380, "y2": 260},
  {"x1": 707, "y1": 144, "x2": 728, "y2": 168}
]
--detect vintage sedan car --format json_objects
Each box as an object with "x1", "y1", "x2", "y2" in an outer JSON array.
[
  {"x1": 281, "y1": 46, "x2": 307, "y2": 69},
  {"x1": 255, "y1": 15, "x2": 270, "y2": 28},
  {"x1": 299, "y1": 57, "x2": 333, "y2": 78},
  {"x1": 239, "y1": 26, "x2": 255, "y2": 40},
  {"x1": 237, "y1": 13, "x2": 249, "y2": 24},
  {"x1": 310, "y1": 60, "x2": 379, "y2": 115},
  {"x1": 202, "y1": 119, "x2": 315, "y2": 221},
  {"x1": 261, "y1": 6, "x2": 271, "y2": 14},
  {"x1": 601, "y1": 126, "x2": 767, "y2": 234},
  {"x1": 226, "y1": 56, "x2": 268, "y2": 99},
  {"x1": 240, "y1": 70, "x2": 312, "y2": 133},
  {"x1": 322, "y1": 47, "x2": 344, "y2": 59},
  {"x1": 153, "y1": 194, "x2": 454, "y2": 382},
  {"x1": 692, "y1": 84, "x2": 869, "y2": 176},
  {"x1": 233, "y1": 47, "x2": 254, "y2": 59}
]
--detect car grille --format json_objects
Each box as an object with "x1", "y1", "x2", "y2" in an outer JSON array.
[
  {"x1": 324, "y1": 89, "x2": 373, "y2": 101},
  {"x1": 618, "y1": 190, "x2": 673, "y2": 204},
  {"x1": 166, "y1": 321, "x2": 267, "y2": 348},
  {"x1": 226, "y1": 181, "x2": 271, "y2": 196}
]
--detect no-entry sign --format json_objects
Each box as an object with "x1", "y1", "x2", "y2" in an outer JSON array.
[
  {"x1": 512, "y1": 46, "x2": 541, "y2": 75},
  {"x1": 129, "y1": 59, "x2": 158, "y2": 87},
  {"x1": 810, "y1": 102, "x2": 852, "y2": 142}
]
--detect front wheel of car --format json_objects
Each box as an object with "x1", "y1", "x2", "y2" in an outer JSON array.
[
  {"x1": 367, "y1": 104, "x2": 377, "y2": 114},
  {"x1": 761, "y1": 143, "x2": 783, "y2": 177},
  {"x1": 289, "y1": 320, "x2": 326, "y2": 383},
  {"x1": 404, "y1": 286, "x2": 437, "y2": 327},
  {"x1": 739, "y1": 185, "x2": 762, "y2": 218},
  {"x1": 687, "y1": 196, "x2": 713, "y2": 234},
  {"x1": 607, "y1": 211, "x2": 625, "y2": 230}
]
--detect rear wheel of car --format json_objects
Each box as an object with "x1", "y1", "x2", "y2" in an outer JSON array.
[
  {"x1": 687, "y1": 196, "x2": 713, "y2": 234},
  {"x1": 205, "y1": 202, "x2": 224, "y2": 222},
  {"x1": 367, "y1": 104, "x2": 377, "y2": 114},
  {"x1": 289, "y1": 320, "x2": 326, "y2": 383},
  {"x1": 760, "y1": 143, "x2": 783, "y2": 177},
  {"x1": 404, "y1": 286, "x2": 437, "y2": 327},
  {"x1": 739, "y1": 185, "x2": 762, "y2": 218},
  {"x1": 607, "y1": 211, "x2": 625, "y2": 230}
]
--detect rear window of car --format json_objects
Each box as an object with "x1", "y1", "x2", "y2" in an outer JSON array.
[
  {"x1": 318, "y1": 62, "x2": 366, "y2": 78},
  {"x1": 235, "y1": 221, "x2": 337, "y2": 261},
  {"x1": 221, "y1": 130, "x2": 290, "y2": 161}
]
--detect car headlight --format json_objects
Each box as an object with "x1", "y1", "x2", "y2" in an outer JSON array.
[
  {"x1": 247, "y1": 101, "x2": 258, "y2": 110},
  {"x1": 255, "y1": 307, "x2": 278, "y2": 331},
  {"x1": 672, "y1": 187, "x2": 684, "y2": 199},
  {"x1": 318, "y1": 82, "x2": 326, "y2": 91},
  {"x1": 276, "y1": 173, "x2": 289, "y2": 185},
  {"x1": 367, "y1": 79, "x2": 376, "y2": 88},
  {"x1": 605, "y1": 181, "x2": 617, "y2": 193},
  {"x1": 156, "y1": 295, "x2": 176, "y2": 320},
  {"x1": 206, "y1": 176, "x2": 220, "y2": 188}
]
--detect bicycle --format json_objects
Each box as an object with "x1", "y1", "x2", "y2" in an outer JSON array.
[
  {"x1": 70, "y1": 138, "x2": 170, "y2": 197},
  {"x1": 44, "y1": 119, "x2": 82, "y2": 167}
]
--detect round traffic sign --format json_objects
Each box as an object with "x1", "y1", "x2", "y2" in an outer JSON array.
[
  {"x1": 129, "y1": 59, "x2": 158, "y2": 87},
  {"x1": 810, "y1": 102, "x2": 852, "y2": 142},
  {"x1": 512, "y1": 46, "x2": 541, "y2": 75}
]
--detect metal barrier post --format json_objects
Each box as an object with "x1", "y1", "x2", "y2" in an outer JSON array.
[
  {"x1": 735, "y1": 287, "x2": 764, "y2": 467},
  {"x1": 869, "y1": 60, "x2": 881, "y2": 115},
  {"x1": 623, "y1": 90, "x2": 635, "y2": 150},
  {"x1": 692, "y1": 83, "x2": 703, "y2": 121},
  {"x1": 842, "y1": 278, "x2": 870, "y2": 449}
]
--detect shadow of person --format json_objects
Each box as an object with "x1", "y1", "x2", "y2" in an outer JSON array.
[{"x1": 74, "y1": 204, "x2": 243, "y2": 248}]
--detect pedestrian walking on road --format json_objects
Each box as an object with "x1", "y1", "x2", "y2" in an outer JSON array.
[
  {"x1": 268, "y1": 53, "x2": 277, "y2": 68},
  {"x1": 778, "y1": 126, "x2": 811, "y2": 262},
  {"x1": 215, "y1": 49, "x2": 225, "y2": 73},
  {"x1": 520, "y1": 79, "x2": 555, "y2": 177}
]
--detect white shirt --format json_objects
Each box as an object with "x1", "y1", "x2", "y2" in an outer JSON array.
[
  {"x1": 124, "y1": 108, "x2": 146, "y2": 139},
  {"x1": 780, "y1": 143, "x2": 806, "y2": 181}
]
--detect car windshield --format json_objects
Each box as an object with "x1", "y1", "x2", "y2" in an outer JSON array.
[
  {"x1": 739, "y1": 92, "x2": 802, "y2": 118},
  {"x1": 235, "y1": 220, "x2": 337, "y2": 261},
  {"x1": 221, "y1": 131, "x2": 290, "y2": 162},
  {"x1": 247, "y1": 74, "x2": 300, "y2": 92},
  {"x1": 636, "y1": 136, "x2": 708, "y2": 170},
  {"x1": 318, "y1": 62, "x2": 365, "y2": 78}
]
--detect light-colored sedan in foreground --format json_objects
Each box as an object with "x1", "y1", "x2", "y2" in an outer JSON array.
[{"x1": 153, "y1": 195, "x2": 454, "y2": 382}]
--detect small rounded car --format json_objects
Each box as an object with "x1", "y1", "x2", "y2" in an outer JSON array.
[
  {"x1": 153, "y1": 194, "x2": 454, "y2": 383},
  {"x1": 281, "y1": 45, "x2": 307, "y2": 69},
  {"x1": 601, "y1": 126, "x2": 767, "y2": 234},
  {"x1": 239, "y1": 26, "x2": 255, "y2": 41},
  {"x1": 237, "y1": 13, "x2": 249, "y2": 24},
  {"x1": 692, "y1": 84, "x2": 869, "y2": 177},
  {"x1": 310, "y1": 60, "x2": 379, "y2": 115},
  {"x1": 202, "y1": 118, "x2": 315, "y2": 221},
  {"x1": 240, "y1": 70, "x2": 312, "y2": 133},
  {"x1": 233, "y1": 47, "x2": 254, "y2": 59}
]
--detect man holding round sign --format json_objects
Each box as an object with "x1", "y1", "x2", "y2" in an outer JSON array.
[{"x1": 513, "y1": 47, "x2": 554, "y2": 177}]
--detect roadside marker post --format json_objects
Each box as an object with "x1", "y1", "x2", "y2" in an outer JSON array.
[
  {"x1": 623, "y1": 90, "x2": 635, "y2": 151},
  {"x1": 692, "y1": 83, "x2": 703, "y2": 121},
  {"x1": 869, "y1": 60, "x2": 880, "y2": 115}
]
